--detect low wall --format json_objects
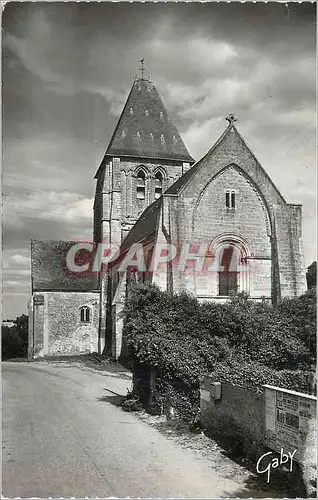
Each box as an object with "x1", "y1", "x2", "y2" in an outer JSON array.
[
  {"x1": 200, "y1": 376, "x2": 265, "y2": 458},
  {"x1": 200, "y1": 376, "x2": 317, "y2": 495}
]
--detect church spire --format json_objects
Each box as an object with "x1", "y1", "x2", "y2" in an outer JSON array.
[{"x1": 103, "y1": 67, "x2": 194, "y2": 164}]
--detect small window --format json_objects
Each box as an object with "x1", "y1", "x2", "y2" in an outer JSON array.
[
  {"x1": 155, "y1": 171, "x2": 163, "y2": 199},
  {"x1": 226, "y1": 192, "x2": 230, "y2": 208},
  {"x1": 231, "y1": 192, "x2": 236, "y2": 209},
  {"x1": 136, "y1": 170, "x2": 146, "y2": 200},
  {"x1": 226, "y1": 190, "x2": 236, "y2": 209},
  {"x1": 80, "y1": 306, "x2": 91, "y2": 323}
]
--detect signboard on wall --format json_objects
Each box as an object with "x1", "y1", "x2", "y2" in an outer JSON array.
[
  {"x1": 263, "y1": 384, "x2": 317, "y2": 464},
  {"x1": 33, "y1": 295, "x2": 44, "y2": 305}
]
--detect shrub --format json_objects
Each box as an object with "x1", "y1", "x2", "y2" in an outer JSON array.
[
  {"x1": 279, "y1": 288, "x2": 316, "y2": 366},
  {"x1": 211, "y1": 359, "x2": 316, "y2": 395},
  {"x1": 2, "y1": 314, "x2": 28, "y2": 360},
  {"x1": 123, "y1": 283, "x2": 316, "y2": 421}
]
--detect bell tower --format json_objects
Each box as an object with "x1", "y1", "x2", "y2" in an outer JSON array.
[
  {"x1": 93, "y1": 61, "x2": 195, "y2": 353},
  {"x1": 93, "y1": 60, "x2": 195, "y2": 247}
]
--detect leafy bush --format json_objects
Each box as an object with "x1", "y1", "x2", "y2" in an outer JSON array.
[
  {"x1": 2, "y1": 314, "x2": 28, "y2": 360},
  {"x1": 279, "y1": 288, "x2": 316, "y2": 367},
  {"x1": 306, "y1": 261, "x2": 316, "y2": 289},
  {"x1": 211, "y1": 359, "x2": 315, "y2": 395},
  {"x1": 123, "y1": 283, "x2": 316, "y2": 420}
]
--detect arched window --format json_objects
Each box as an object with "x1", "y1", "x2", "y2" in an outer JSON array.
[
  {"x1": 154, "y1": 171, "x2": 163, "y2": 199},
  {"x1": 80, "y1": 306, "x2": 91, "y2": 323},
  {"x1": 136, "y1": 170, "x2": 146, "y2": 200},
  {"x1": 218, "y1": 245, "x2": 239, "y2": 296}
]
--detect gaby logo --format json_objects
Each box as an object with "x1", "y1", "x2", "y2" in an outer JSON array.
[{"x1": 256, "y1": 448, "x2": 297, "y2": 483}]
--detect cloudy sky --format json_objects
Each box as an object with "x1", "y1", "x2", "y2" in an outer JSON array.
[{"x1": 2, "y1": 1, "x2": 316, "y2": 318}]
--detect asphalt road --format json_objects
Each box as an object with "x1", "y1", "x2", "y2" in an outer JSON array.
[{"x1": 3, "y1": 360, "x2": 251, "y2": 498}]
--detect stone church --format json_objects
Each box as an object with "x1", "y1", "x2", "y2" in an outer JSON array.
[{"x1": 28, "y1": 65, "x2": 307, "y2": 360}]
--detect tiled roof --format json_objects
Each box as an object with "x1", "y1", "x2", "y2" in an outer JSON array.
[
  {"x1": 106, "y1": 77, "x2": 194, "y2": 163},
  {"x1": 31, "y1": 240, "x2": 98, "y2": 292}
]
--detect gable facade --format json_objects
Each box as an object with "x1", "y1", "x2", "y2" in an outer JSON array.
[{"x1": 108, "y1": 121, "x2": 307, "y2": 359}]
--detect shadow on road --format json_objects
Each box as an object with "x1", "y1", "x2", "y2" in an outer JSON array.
[
  {"x1": 98, "y1": 394, "x2": 125, "y2": 406},
  {"x1": 97, "y1": 387, "x2": 126, "y2": 407}
]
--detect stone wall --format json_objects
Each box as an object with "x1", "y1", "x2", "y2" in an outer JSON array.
[
  {"x1": 200, "y1": 376, "x2": 265, "y2": 458},
  {"x1": 200, "y1": 376, "x2": 317, "y2": 471},
  {"x1": 29, "y1": 291, "x2": 99, "y2": 358},
  {"x1": 170, "y1": 126, "x2": 306, "y2": 300},
  {"x1": 94, "y1": 156, "x2": 186, "y2": 246},
  {"x1": 94, "y1": 152, "x2": 186, "y2": 360},
  {"x1": 191, "y1": 166, "x2": 271, "y2": 298}
]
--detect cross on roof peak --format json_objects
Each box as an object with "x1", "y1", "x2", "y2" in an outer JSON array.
[
  {"x1": 226, "y1": 113, "x2": 237, "y2": 125},
  {"x1": 140, "y1": 58, "x2": 146, "y2": 79}
]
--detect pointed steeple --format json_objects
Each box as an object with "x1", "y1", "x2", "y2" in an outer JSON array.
[{"x1": 105, "y1": 69, "x2": 194, "y2": 163}]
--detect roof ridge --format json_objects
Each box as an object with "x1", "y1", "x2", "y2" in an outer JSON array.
[
  {"x1": 165, "y1": 123, "x2": 233, "y2": 195},
  {"x1": 230, "y1": 124, "x2": 287, "y2": 204},
  {"x1": 120, "y1": 196, "x2": 163, "y2": 252},
  {"x1": 165, "y1": 122, "x2": 288, "y2": 204},
  {"x1": 106, "y1": 81, "x2": 136, "y2": 158}
]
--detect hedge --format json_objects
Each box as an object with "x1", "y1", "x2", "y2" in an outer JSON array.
[
  {"x1": 123, "y1": 283, "x2": 316, "y2": 420},
  {"x1": 211, "y1": 359, "x2": 315, "y2": 395}
]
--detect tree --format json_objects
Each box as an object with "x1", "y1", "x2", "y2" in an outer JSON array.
[
  {"x1": 2, "y1": 314, "x2": 28, "y2": 360},
  {"x1": 306, "y1": 261, "x2": 317, "y2": 289}
]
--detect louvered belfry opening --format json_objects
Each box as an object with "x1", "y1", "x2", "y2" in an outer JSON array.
[
  {"x1": 154, "y1": 171, "x2": 163, "y2": 199},
  {"x1": 136, "y1": 170, "x2": 146, "y2": 200}
]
